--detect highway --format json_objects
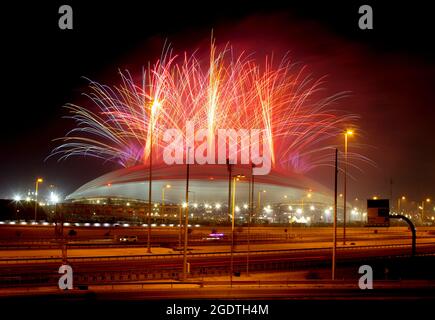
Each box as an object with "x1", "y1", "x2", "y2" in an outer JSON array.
[
  {"x1": 1, "y1": 241, "x2": 435, "y2": 287},
  {"x1": 1, "y1": 225, "x2": 435, "y2": 289},
  {"x1": 1, "y1": 280, "x2": 435, "y2": 300}
]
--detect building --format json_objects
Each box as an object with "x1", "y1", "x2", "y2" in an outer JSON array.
[{"x1": 66, "y1": 164, "x2": 334, "y2": 224}]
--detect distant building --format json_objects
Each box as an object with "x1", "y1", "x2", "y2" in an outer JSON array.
[{"x1": 65, "y1": 164, "x2": 334, "y2": 225}]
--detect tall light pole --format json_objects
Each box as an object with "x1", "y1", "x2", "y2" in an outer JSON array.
[
  {"x1": 257, "y1": 190, "x2": 266, "y2": 217},
  {"x1": 332, "y1": 148, "x2": 338, "y2": 280},
  {"x1": 230, "y1": 174, "x2": 244, "y2": 286},
  {"x1": 147, "y1": 127, "x2": 153, "y2": 253},
  {"x1": 34, "y1": 178, "x2": 43, "y2": 221},
  {"x1": 182, "y1": 148, "x2": 191, "y2": 280},
  {"x1": 300, "y1": 191, "x2": 312, "y2": 213},
  {"x1": 146, "y1": 100, "x2": 160, "y2": 254},
  {"x1": 343, "y1": 129, "x2": 353, "y2": 245},
  {"x1": 398, "y1": 196, "x2": 406, "y2": 214},
  {"x1": 422, "y1": 198, "x2": 431, "y2": 223},
  {"x1": 247, "y1": 164, "x2": 255, "y2": 277},
  {"x1": 13, "y1": 195, "x2": 21, "y2": 220},
  {"x1": 227, "y1": 159, "x2": 233, "y2": 225},
  {"x1": 161, "y1": 184, "x2": 171, "y2": 219},
  {"x1": 178, "y1": 206, "x2": 182, "y2": 248}
]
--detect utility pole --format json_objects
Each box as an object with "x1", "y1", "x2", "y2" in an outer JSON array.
[
  {"x1": 178, "y1": 206, "x2": 182, "y2": 248},
  {"x1": 332, "y1": 148, "x2": 338, "y2": 280},
  {"x1": 227, "y1": 159, "x2": 232, "y2": 224},
  {"x1": 343, "y1": 130, "x2": 353, "y2": 245},
  {"x1": 230, "y1": 176, "x2": 236, "y2": 287},
  {"x1": 182, "y1": 148, "x2": 191, "y2": 280},
  {"x1": 147, "y1": 129, "x2": 153, "y2": 254},
  {"x1": 247, "y1": 164, "x2": 255, "y2": 276}
]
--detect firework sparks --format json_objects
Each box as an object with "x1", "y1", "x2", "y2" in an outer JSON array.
[{"x1": 51, "y1": 40, "x2": 371, "y2": 173}]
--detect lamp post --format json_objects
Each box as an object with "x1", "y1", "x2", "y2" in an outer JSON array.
[
  {"x1": 343, "y1": 129, "x2": 353, "y2": 245},
  {"x1": 300, "y1": 191, "x2": 312, "y2": 213},
  {"x1": 227, "y1": 160, "x2": 233, "y2": 224},
  {"x1": 422, "y1": 198, "x2": 431, "y2": 223},
  {"x1": 34, "y1": 178, "x2": 43, "y2": 221},
  {"x1": 146, "y1": 100, "x2": 160, "y2": 254},
  {"x1": 397, "y1": 196, "x2": 406, "y2": 214},
  {"x1": 332, "y1": 148, "x2": 338, "y2": 280},
  {"x1": 178, "y1": 206, "x2": 182, "y2": 248},
  {"x1": 257, "y1": 190, "x2": 266, "y2": 217},
  {"x1": 13, "y1": 195, "x2": 21, "y2": 220},
  {"x1": 181, "y1": 146, "x2": 191, "y2": 280},
  {"x1": 247, "y1": 164, "x2": 255, "y2": 277},
  {"x1": 230, "y1": 174, "x2": 245, "y2": 286},
  {"x1": 161, "y1": 184, "x2": 171, "y2": 219},
  {"x1": 147, "y1": 129, "x2": 153, "y2": 253}
]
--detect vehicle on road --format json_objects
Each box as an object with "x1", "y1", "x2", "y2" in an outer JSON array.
[
  {"x1": 118, "y1": 235, "x2": 138, "y2": 243},
  {"x1": 201, "y1": 232, "x2": 224, "y2": 241}
]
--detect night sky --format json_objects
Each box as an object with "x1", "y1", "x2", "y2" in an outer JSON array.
[{"x1": 1, "y1": 1, "x2": 434, "y2": 203}]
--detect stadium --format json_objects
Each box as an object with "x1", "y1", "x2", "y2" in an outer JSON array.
[{"x1": 65, "y1": 164, "x2": 335, "y2": 224}]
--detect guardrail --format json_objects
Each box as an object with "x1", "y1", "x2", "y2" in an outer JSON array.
[
  {"x1": 1, "y1": 241, "x2": 435, "y2": 265},
  {"x1": 2, "y1": 279, "x2": 435, "y2": 291},
  {"x1": 2, "y1": 254, "x2": 435, "y2": 289}
]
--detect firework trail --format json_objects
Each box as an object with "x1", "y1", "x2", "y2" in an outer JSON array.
[{"x1": 51, "y1": 40, "x2": 372, "y2": 173}]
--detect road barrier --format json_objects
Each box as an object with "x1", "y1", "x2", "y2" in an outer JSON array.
[{"x1": 1, "y1": 241, "x2": 435, "y2": 265}]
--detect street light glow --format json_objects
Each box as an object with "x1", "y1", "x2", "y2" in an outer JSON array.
[{"x1": 49, "y1": 192, "x2": 60, "y2": 204}]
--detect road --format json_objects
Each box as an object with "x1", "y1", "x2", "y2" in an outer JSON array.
[
  {"x1": 1, "y1": 280, "x2": 435, "y2": 300},
  {"x1": 1, "y1": 225, "x2": 434, "y2": 289},
  {"x1": 1, "y1": 241, "x2": 435, "y2": 287}
]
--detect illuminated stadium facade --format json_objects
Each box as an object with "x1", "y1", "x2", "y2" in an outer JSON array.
[{"x1": 66, "y1": 164, "x2": 336, "y2": 224}]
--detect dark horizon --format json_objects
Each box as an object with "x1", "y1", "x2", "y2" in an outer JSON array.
[{"x1": 1, "y1": 0, "x2": 434, "y2": 203}]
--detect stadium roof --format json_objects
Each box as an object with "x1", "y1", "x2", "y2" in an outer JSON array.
[{"x1": 67, "y1": 164, "x2": 333, "y2": 205}]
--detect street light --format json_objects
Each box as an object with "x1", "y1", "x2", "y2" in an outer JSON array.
[
  {"x1": 230, "y1": 174, "x2": 245, "y2": 286},
  {"x1": 258, "y1": 190, "x2": 266, "y2": 217},
  {"x1": 397, "y1": 196, "x2": 406, "y2": 213},
  {"x1": 161, "y1": 184, "x2": 171, "y2": 218},
  {"x1": 422, "y1": 198, "x2": 431, "y2": 222},
  {"x1": 247, "y1": 163, "x2": 255, "y2": 277},
  {"x1": 182, "y1": 146, "x2": 191, "y2": 280},
  {"x1": 300, "y1": 191, "x2": 313, "y2": 212},
  {"x1": 343, "y1": 129, "x2": 353, "y2": 245},
  {"x1": 50, "y1": 192, "x2": 60, "y2": 205},
  {"x1": 13, "y1": 195, "x2": 21, "y2": 220},
  {"x1": 147, "y1": 99, "x2": 161, "y2": 254},
  {"x1": 34, "y1": 178, "x2": 43, "y2": 221}
]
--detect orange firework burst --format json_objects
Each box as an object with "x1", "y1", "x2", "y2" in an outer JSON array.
[{"x1": 51, "y1": 39, "x2": 371, "y2": 174}]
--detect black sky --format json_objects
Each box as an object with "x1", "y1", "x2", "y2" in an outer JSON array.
[{"x1": 1, "y1": 0, "x2": 434, "y2": 203}]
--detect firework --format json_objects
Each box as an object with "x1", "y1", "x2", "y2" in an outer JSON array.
[{"x1": 51, "y1": 39, "x2": 371, "y2": 173}]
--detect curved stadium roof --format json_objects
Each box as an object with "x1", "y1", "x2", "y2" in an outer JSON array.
[{"x1": 67, "y1": 164, "x2": 333, "y2": 205}]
